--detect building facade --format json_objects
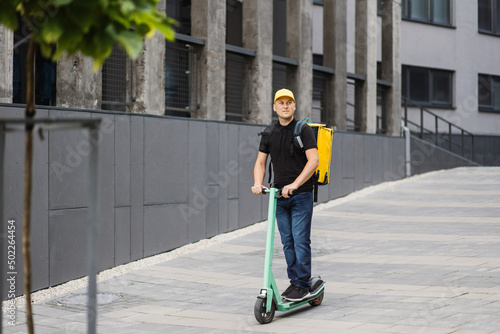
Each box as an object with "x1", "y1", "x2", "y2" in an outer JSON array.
[
  {"x1": 0, "y1": 0, "x2": 401, "y2": 136},
  {"x1": 0, "y1": 0, "x2": 499, "y2": 137}
]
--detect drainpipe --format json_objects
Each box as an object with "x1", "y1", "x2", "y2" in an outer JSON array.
[{"x1": 401, "y1": 121, "x2": 411, "y2": 177}]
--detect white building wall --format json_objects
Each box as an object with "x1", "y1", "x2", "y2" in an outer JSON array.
[
  {"x1": 402, "y1": 1, "x2": 500, "y2": 135},
  {"x1": 313, "y1": 1, "x2": 500, "y2": 136}
]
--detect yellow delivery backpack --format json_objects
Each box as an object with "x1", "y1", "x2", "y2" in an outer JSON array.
[
  {"x1": 306, "y1": 122, "x2": 334, "y2": 185},
  {"x1": 292, "y1": 119, "x2": 334, "y2": 200}
]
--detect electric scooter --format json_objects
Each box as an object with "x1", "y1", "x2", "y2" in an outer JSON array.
[{"x1": 254, "y1": 187, "x2": 325, "y2": 324}]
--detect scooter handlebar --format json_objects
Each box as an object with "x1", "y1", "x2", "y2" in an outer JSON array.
[{"x1": 262, "y1": 188, "x2": 283, "y2": 199}]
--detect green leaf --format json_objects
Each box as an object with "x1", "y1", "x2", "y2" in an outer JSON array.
[
  {"x1": 120, "y1": 0, "x2": 136, "y2": 15},
  {"x1": 1, "y1": 0, "x2": 175, "y2": 68},
  {"x1": 40, "y1": 18, "x2": 64, "y2": 43},
  {"x1": 106, "y1": 8, "x2": 131, "y2": 29},
  {"x1": 68, "y1": 9, "x2": 97, "y2": 33},
  {"x1": 53, "y1": 0, "x2": 75, "y2": 5},
  {"x1": 38, "y1": 42, "x2": 53, "y2": 59},
  {"x1": 0, "y1": 8, "x2": 19, "y2": 31},
  {"x1": 53, "y1": 22, "x2": 83, "y2": 60},
  {"x1": 115, "y1": 30, "x2": 143, "y2": 59}
]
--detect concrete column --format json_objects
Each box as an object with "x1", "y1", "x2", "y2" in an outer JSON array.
[
  {"x1": 243, "y1": 0, "x2": 273, "y2": 125},
  {"x1": 191, "y1": 0, "x2": 226, "y2": 121},
  {"x1": 128, "y1": 0, "x2": 166, "y2": 115},
  {"x1": 128, "y1": 33, "x2": 166, "y2": 114},
  {"x1": 56, "y1": 53, "x2": 101, "y2": 109},
  {"x1": 0, "y1": 26, "x2": 13, "y2": 103},
  {"x1": 354, "y1": 0, "x2": 377, "y2": 134},
  {"x1": 287, "y1": 0, "x2": 313, "y2": 122},
  {"x1": 381, "y1": 0, "x2": 402, "y2": 136},
  {"x1": 323, "y1": 0, "x2": 347, "y2": 131}
]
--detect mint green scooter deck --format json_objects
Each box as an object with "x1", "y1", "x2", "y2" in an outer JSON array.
[{"x1": 260, "y1": 188, "x2": 325, "y2": 313}]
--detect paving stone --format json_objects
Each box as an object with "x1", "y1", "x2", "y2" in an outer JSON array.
[{"x1": 3, "y1": 167, "x2": 500, "y2": 333}]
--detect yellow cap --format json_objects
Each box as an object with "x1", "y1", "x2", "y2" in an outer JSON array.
[{"x1": 274, "y1": 88, "x2": 295, "y2": 103}]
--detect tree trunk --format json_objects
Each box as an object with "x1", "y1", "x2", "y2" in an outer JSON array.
[{"x1": 23, "y1": 37, "x2": 36, "y2": 334}]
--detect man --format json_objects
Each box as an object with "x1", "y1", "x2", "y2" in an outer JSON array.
[{"x1": 251, "y1": 88, "x2": 319, "y2": 302}]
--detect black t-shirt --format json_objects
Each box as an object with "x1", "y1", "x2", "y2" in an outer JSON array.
[{"x1": 259, "y1": 119, "x2": 317, "y2": 193}]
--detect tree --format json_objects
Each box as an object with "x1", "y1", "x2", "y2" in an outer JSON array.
[{"x1": 0, "y1": 1, "x2": 175, "y2": 333}]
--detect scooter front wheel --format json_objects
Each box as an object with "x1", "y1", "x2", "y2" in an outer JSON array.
[{"x1": 254, "y1": 297, "x2": 276, "y2": 324}]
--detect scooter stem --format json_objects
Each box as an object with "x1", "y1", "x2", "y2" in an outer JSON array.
[
  {"x1": 262, "y1": 188, "x2": 278, "y2": 311},
  {"x1": 263, "y1": 188, "x2": 277, "y2": 286}
]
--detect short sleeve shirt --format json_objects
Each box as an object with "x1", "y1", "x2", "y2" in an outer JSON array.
[{"x1": 259, "y1": 119, "x2": 317, "y2": 193}]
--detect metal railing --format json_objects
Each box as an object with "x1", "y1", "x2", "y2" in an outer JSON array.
[{"x1": 402, "y1": 97, "x2": 475, "y2": 161}]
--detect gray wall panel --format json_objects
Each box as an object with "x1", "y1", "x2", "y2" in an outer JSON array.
[
  {"x1": 316, "y1": 183, "x2": 329, "y2": 203},
  {"x1": 390, "y1": 139, "x2": 406, "y2": 180},
  {"x1": 1, "y1": 109, "x2": 26, "y2": 297},
  {"x1": 49, "y1": 208, "x2": 88, "y2": 286},
  {"x1": 206, "y1": 122, "x2": 219, "y2": 185},
  {"x1": 205, "y1": 122, "x2": 219, "y2": 237},
  {"x1": 114, "y1": 206, "x2": 131, "y2": 266},
  {"x1": 227, "y1": 198, "x2": 239, "y2": 231},
  {"x1": 187, "y1": 121, "x2": 207, "y2": 242},
  {"x1": 227, "y1": 125, "x2": 239, "y2": 199},
  {"x1": 342, "y1": 133, "x2": 355, "y2": 179},
  {"x1": 330, "y1": 133, "x2": 343, "y2": 200},
  {"x1": 238, "y1": 125, "x2": 262, "y2": 228},
  {"x1": 114, "y1": 115, "x2": 131, "y2": 206},
  {"x1": 144, "y1": 118, "x2": 188, "y2": 205},
  {"x1": 353, "y1": 134, "x2": 364, "y2": 191},
  {"x1": 363, "y1": 136, "x2": 373, "y2": 184},
  {"x1": 382, "y1": 136, "x2": 391, "y2": 181},
  {"x1": 144, "y1": 204, "x2": 189, "y2": 257},
  {"x1": 48, "y1": 110, "x2": 91, "y2": 210},
  {"x1": 371, "y1": 136, "x2": 384, "y2": 185},
  {"x1": 217, "y1": 124, "x2": 229, "y2": 232},
  {"x1": 205, "y1": 185, "x2": 219, "y2": 237},
  {"x1": 130, "y1": 116, "x2": 144, "y2": 261},
  {"x1": 31, "y1": 122, "x2": 50, "y2": 292},
  {"x1": 94, "y1": 113, "x2": 116, "y2": 271},
  {"x1": 411, "y1": 136, "x2": 477, "y2": 175},
  {"x1": 342, "y1": 177, "x2": 354, "y2": 197}
]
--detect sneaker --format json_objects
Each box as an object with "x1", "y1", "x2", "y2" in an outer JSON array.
[
  {"x1": 285, "y1": 285, "x2": 310, "y2": 302},
  {"x1": 281, "y1": 284, "x2": 295, "y2": 298}
]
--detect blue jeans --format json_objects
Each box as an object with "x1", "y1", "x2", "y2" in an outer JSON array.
[{"x1": 275, "y1": 191, "x2": 313, "y2": 289}]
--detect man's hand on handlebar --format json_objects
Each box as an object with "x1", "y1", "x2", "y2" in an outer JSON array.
[
  {"x1": 251, "y1": 184, "x2": 268, "y2": 195},
  {"x1": 282, "y1": 183, "x2": 298, "y2": 198}
]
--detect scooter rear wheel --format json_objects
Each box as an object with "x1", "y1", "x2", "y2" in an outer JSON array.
[
  {"x1": 254, "y1": 297, "x2": 276, "y2": 324},
  {"x1": 309, "y1": 292, "x2": 324, "y2": 306}
]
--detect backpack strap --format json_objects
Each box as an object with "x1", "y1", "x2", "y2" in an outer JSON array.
[
  {"x1": 290, "y1": 120, "x2": 306, "y2": 156},
  {"x1": 258, "y1": 122, "x2": 278, "y2": 185},
  {"x1": 313, "y1": 172, "x2": 318, "y2": 202}
]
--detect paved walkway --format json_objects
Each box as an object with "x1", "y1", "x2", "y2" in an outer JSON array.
[{"x1": 3, "y1": 167, "x2": 500, "y2": 333}]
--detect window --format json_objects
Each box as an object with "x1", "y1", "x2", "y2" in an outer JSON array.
[
  {"x1": 226, "y1": 0, "x2": 243, "y2": 47},
  {"x1": 273, "y1": 0, "x2": 287, "y2": 58},
  {"x1": 402, "y1": 0, "x2": 452, "y2": 26},
  {"x1": 478, "y1": 74, "x2": 500, "y2": 111},
  {"x1": 13, "y1": 20, "x2": 56, "y2": 106},
  {"x1": 402, "y1": 66, "x2": 453, "y2": 107},
  {"x1": 102, "y1": 44, "x2": 130, "y2": 111},
  {"x1": 225, "y1": 51, "x2": 250, "y2": 121},
  {"x1": 166, "y1": 0, "x2": 191, "y2": 36},
  {"x1": 165, "y1": 41, "x2": 197, "y2": 117},
  {"x1": 478, "y1": 0, "x2": 500, "y2": 35}
]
